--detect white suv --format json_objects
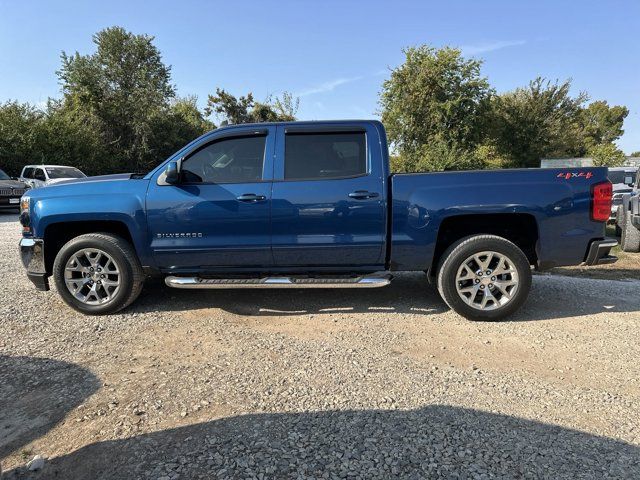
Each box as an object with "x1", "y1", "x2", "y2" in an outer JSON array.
[{"x1": 19, "y1": 165, "x2": 86, "y2": 188}]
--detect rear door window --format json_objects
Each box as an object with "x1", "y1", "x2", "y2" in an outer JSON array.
[{"x1": 284, "y1": 132, "x2": 367, "y2": 181}]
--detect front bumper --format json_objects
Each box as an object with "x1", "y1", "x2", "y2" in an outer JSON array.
[
  {"x1": 582, "y1": 239, "x2": 618, "y2": 266},
  {"x1": 0, "y1": 196, "x2": 22, "y2": 208},
  {"x1": 19, "y1": 237, "x2": 49, "y2": 291}
]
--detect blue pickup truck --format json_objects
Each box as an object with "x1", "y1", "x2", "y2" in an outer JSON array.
[{"x1": 18, "y1": 120, "x2": 616, "y2": 320}]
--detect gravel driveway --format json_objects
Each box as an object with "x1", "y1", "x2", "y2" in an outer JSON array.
[{"x1": 1, "y1": 212, "x2": 639, "y2": 479}]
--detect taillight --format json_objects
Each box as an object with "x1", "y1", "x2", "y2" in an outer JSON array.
[{"x1": 591, "y1": 181, "x2": 612, "y2": 222}]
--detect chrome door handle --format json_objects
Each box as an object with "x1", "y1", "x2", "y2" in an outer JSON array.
[
  {"x1": 348, "y1": 190, "x2": 379, "y2": 200},
  {"x1": 237, "y1": 193, "x2": 266, "y2": 202}
]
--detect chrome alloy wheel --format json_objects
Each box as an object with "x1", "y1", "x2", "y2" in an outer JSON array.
[
  {"x1": 64, "y1": 248, "x2": 121, "y2": 305},
  {"x1": 455, "y1": 251, "x2": 519, "y2": 311}
]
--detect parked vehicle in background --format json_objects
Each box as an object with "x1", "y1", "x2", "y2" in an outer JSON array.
[
  {"x1": 19, "y1": 165, "x2": 86, "y2": 189},
  {"x1": 608, "y1": 167, "x2": 637, "y2": 229},
  {"x1": 618, "y1": 190, "x2": 640, "y2": 252},
  {"x1": 18, "y1": 120, "x2": 616, "y2": 321},
  {"x1": 0, "y1": 168, "x2": 29, "y2": 211}
]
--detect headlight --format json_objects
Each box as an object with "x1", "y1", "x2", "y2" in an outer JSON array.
[
  {"x1": 19, "y1": 196, "x2": 31, "y2": 232},
  {"x1": 20, "y1": 196, "x2": 30, "y2": 215}
]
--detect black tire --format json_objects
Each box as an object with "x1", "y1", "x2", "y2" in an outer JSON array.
[
  {"x1": 615, "y1": 205, "x2": 626, "y2": 237},
  {"x1": 53, "y1": 233, "x2": 144, "y2": 315},
  {"x1": 436, "y1": 235, "x2": 532, "y2": 321},
  {"x1": 620, "y1": 209, "x2": 640, "y2": 253}
]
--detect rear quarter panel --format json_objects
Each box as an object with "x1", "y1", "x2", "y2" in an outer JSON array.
[{"x1": 390, "y1": 168, "x2": 608, "y2": 271}]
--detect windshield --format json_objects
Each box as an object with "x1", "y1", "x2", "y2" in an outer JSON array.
[
  {"x1": 0, "y1": 169, "x2": 10, "y2": 180},
  {"x1": 608, "y1": 170, "x2": 636, "y2": 185},
  {"x1": 45, "y1": 167, "x2": 86, "y2": 179}
]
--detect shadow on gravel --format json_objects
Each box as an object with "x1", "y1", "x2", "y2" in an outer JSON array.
[
  {"x1": 6, "y1": 405, "x2": 639, "y2": 479},
  {"x1": 0, "y1": 356, "x2": 100, "y2": 461},
  {"x1": 129, "y1": 273, "x2": 640, "y2": 323},
  {"x1": 132, "y1": 273, "x2": 450, "y2": 317}
]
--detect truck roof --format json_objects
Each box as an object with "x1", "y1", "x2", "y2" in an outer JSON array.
[{"x1": 209, "y1": 119, "x2": 383, "y2": 132}]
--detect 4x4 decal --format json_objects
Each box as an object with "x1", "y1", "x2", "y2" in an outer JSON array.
[{"x1": 557, "y1": 171, "x2": 594, "y2": 180}]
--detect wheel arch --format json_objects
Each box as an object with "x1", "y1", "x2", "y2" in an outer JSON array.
[
  {"x1": 430, "y1": 213, "x2": 539, "y2": 276},
  {"x1": 43, "y1": 221, "x2": 136, "y2": 275}
]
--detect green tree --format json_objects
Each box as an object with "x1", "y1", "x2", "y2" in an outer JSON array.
[
  {"x1": 205, "y1": 89, "x2": 299, "y2": 125},
  {"x1": 38, "y1": 100, "x2": 107, "y2": 175},
  {"x1": 489, "y1": 78, "x2": 587, "y2": 168},
  {"x1": 579, "y1": 101, "x2": 628, "y2": 151},
  {"x1": 57, "y1": 26, "x2": 177, "y2": 172},
  {"x1": 588, "y1": 142, "x2": 625, "y2": 167},
  {"x1": 379, "y1": 45, "x2": 492, "y2": 171},
  {"x1": 0, "y1": 101, "x2": 45, "y2": 176},
  {"x1": 630, "y1": 151, "x2": 640, "y2": 157}
]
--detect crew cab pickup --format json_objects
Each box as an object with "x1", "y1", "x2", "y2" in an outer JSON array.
[{"x1": 19, "y1": 120, "x2": 617, "y2": 320}]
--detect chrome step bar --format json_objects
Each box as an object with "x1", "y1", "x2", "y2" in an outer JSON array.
[{"x1": 165, "y1": 274, "x2": 392, "y2": 289}]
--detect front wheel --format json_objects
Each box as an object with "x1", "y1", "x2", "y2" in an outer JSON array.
[
  {"x1": 53, "y1": 233, "x2": 144, "y2": 314},
  {"x1": 437, "y1": 235, "x2": 532, "y2": 321}
]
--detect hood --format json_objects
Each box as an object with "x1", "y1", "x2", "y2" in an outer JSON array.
[
  {"x1": 25, "y1": 173, "x2": 148, "y2": 202},
  {"x1": 0, "y1": 178, "x2": 28, "y2": 189},
  {"x1": 45, "y1": 173, "x2": 134, "y2": 186}
]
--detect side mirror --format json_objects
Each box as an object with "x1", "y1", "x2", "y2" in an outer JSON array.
[{"x1": 165, "y1": 161, "x2": 180, "y2": 184}]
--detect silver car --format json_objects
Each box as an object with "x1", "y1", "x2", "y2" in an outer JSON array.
[{"x1": 19, "y1": 165, "x2": 86, "y2": 189}]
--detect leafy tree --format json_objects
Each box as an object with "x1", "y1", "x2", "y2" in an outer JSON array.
[
  {"x1": 38, "y1": 100, "x2": 107, "y2": 175},
  {"x1": 489, "y1": 78, "x2": 587, "y2": 168},
  {"x1": 148, "y1": 96, "x2": 215, "y2": 164},
  {"x1": 0, "y1": 101, "x2": 45, "y2": 176},
  {"x1": 379, "y1": 45, "x2": 492, "y2": 170},
  {"x1": 57, "y1": 26, "x2": 177, "y2": 172},
  {"x1": 205, "y1": 89, "x2": 299, "y2": 125},
  {"x1": 579, "y1": 101, "x2": 628, "y2": 151},
  {"x1": 630, "y1": 151, "x2": 640, "y2": 157},
  {"x1": 589, "y1": 142, "x2": 625, "y2": 167}
]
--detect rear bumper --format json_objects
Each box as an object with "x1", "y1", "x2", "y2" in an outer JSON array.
[
  {"x1": 19, "y1": 237, "x2": 50, "y2": 291},
  {"x1": 582, "y1": 239, "x2": 618, "y2": 266}
]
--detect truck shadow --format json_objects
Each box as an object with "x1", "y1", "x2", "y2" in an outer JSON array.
[
  {"x1": 131, "y1": 272, "x2": 639, "y2": 322},
  {"x1": 5, "y1": 405, "x2": 639, "y2": 479},
  {"x1": 0, "y1": 355, "x2": 100, "y2": 461},
  {"x1": 136, "y1": 272, "x2": 449, "y2": 317}
]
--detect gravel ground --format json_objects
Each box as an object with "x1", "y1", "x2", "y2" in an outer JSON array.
[{"x1": 0, "y1": 212, "x2": 639, "y2": 479}]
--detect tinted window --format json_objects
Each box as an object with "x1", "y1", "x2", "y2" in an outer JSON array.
[
  {"x1": 181, "y1": 135, "x2": 266, "y2": 183},
  {"x1": 0, "y1": 169, "x2": 10, "y2": 180},
  {"x1": 22, "y1": 167, "x2": 34, "y2": 179},
  {"x1": 609, "y1": 170, "x2": 636, "y2": 185},
  {"x1": 33, "y1": 169, "x2": 46, "y2": 181},
  {"x1": 45, "y1": 167, "x2": 86, "y2": 179},
  {"x1": 284, "y1": 132, "x2": 366, "y2": 180}
]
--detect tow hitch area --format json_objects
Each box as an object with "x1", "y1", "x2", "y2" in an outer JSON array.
[{"x1": 582, "y1": 239, "x2": 618, "y2": 266}]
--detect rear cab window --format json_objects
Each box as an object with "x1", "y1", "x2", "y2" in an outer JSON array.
[{"x1": 284, "y1": 132, "x2": 367, "y2": 181}]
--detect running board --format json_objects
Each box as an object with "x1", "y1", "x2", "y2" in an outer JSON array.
[{"x1": 165, "y1": 274, "x2": 392, "y2": 289}]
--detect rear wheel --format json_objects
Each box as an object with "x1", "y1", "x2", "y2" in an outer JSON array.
[
  {"x1": 53, "y1": 233, "x2": 144, "y2": 314},
  {"x1": 437, "y1": 235, "x2": 532, "y2": 321}
]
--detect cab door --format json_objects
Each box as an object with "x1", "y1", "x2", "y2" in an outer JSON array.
[
  {"x1": 270, "y1": 124, "x2": 387, "y2": 268},
  {"x1": 146, "y1": 126, "x2": 275, "y2": 271}
]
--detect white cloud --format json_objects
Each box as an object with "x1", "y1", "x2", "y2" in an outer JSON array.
[
  {"x1": 460, "y1": 40, "x2": 526, "y2": 55},
  {"x1": 295, "y1": 76, "x2": 363, "y2": 97}
]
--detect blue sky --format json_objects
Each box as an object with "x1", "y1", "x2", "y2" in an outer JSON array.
[{"x1": 1, "y1": 0, "x2": 639, "y2": 153}]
